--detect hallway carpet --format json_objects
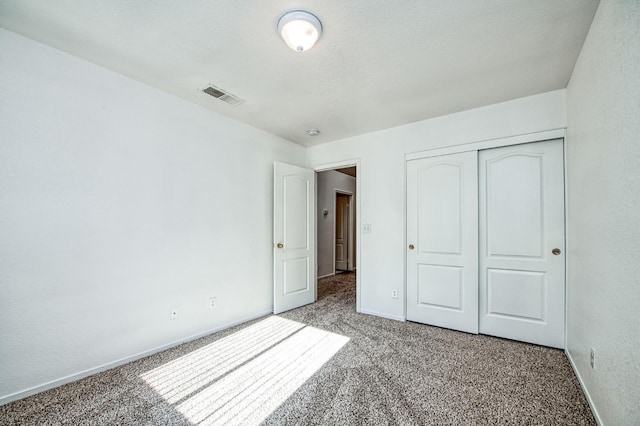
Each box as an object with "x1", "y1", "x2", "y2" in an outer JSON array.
[{"x1": 1, "y1": 272, "x2": 595, "y2": 425}]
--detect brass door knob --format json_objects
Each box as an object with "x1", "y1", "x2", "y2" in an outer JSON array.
[
  {"x1": 408, "y1": 244, "x2": 415, "y2": 250},
  {"x1": 277, "y1": 243, "x2": 284, "y2": 249},
  {"x1": 552, "y1": 248, "x2": 561, "y2": 255}
]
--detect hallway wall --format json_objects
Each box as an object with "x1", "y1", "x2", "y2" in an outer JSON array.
[{"x1": 317, "y1": 170, "x2": 356, "y2": 278}]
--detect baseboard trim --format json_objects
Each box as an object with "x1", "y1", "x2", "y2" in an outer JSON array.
[
  {"x1": 317, "y1": 272, "x2": 335, "y2": 279},
  {"x1": 0, "y1": 310, "x2": 272, "y2": 406},
  {"x1": 566, "y1": 349, "x2": 603, "y2": 425},
  {"x1": 359, "y1": 309, "x2": 405, "y2": 322}
]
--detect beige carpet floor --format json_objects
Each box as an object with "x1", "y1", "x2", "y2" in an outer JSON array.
[{"x1": 1, "y1": 272, "x2": 595, "y2": 425}]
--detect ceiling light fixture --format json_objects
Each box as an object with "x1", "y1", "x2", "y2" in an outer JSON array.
[
  {"x1": 307, "y1": 129, "x2": 320, "y2": 136},
  {"x1": 277, "y1": 10, "x2": 322, "y2": 52}
]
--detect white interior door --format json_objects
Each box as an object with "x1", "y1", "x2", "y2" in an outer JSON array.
[
  {"x1": 273, "y1": 162, "x2": 316, "y2": 314},
  {"x1": 335, "y1": 194, "x2": 349, "y2": 271},
  {"x1": 479, "y1": 139, "x2": 565, "y2": 348},
  {"x1": 406, "y1": 151, "x2": 478, "y2": 334}
]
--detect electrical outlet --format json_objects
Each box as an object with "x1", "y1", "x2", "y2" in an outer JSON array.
[
  {"x1": 209, "y1": 297, "x2": 217, "y2": 309},
  {"x1": 363, "y1": 224, "x2": 372, "y2": 233},
  {"x1": 590, "y1": 348, "x2": 595, "y2": 369},
  {"x1": 170, "y1": 307, "x2": 178, "y2": 320},
  {"x1": 392, "y1": 289, "x2": 398, "y2": 299}
]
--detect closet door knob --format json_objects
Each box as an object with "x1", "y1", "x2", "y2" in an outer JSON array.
[
  {"x1": 552, "y1": 248, "x2": 561, "y2": 255},
  {"x1": 408, "y1": 244, "x2": 415, "y2": 250},
  {"x1": 277, "y1": 243, "x2": 284, "y2": 249}
]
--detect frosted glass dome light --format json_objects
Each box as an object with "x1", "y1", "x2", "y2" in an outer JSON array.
[{"x1": 277, "y1": 10, "x2": 323, "y2": 52}]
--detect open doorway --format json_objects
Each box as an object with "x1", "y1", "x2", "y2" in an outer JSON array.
[{"x1": 315, "y1": 165, "x2": 358, "y2": 309}]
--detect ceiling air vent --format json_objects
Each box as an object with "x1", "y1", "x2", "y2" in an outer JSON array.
[{"x1": 201, "y1": 84, "x2": 245, "y2": 106}]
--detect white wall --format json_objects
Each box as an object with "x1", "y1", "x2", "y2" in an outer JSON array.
[
  {"x1": 317, "y1": 170, "x2": 356, "y2": 277},
  {"x1": 8, "y1": 6, "x2": 636, "y2": 419},
  {"x1": 0, "y1": 29, "x2": 305, "y2": 403},
  {"x1": 565, "y1": 0, "x2": 640, "y2": 424},
  {"x1": 307, "y1": 90, "x2": 567, "y2": 320}
]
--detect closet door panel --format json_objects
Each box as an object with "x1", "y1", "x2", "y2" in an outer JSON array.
[
  {"x1": 406, "y1": 151, "x2": 478, "y2": 334},
  {"x1": 479, "y1": 139, "x2": 565, "y2": 349}
]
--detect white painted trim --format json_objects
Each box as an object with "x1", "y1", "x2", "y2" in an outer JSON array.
[
  {"x1": 359, "y1": 309, "x2": 406, "y2": 322},
  {"x1": 313, "y1": 159, "x2": 362, "y2": 313},
  {"x1": 566, "y1": 350, "x2": 603, "y2": 425},
  {"x1": 317, "y1": 272, "x2": 335, "y2": 279},
  {"x1": 403, "y1": 148, "x2": 408, "y2": 320},
  {"x1": 0, "y1": 310, "x2": 272, "y2": 406},
  {"x1": 314, "y1": 175, "x2": 319, "y2": 301},
  {"x1": 562, "y1": 128, "x2": 569, "y2": 351},
  {"x1": 405, "y1": 129, "x2": 566, "y2": 161},
  {"x1": 314, "y1": 159, "x2": 360, "y2": 173}
]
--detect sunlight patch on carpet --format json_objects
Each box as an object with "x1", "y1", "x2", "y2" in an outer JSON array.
[{"x1": 141, "y1": 316, "x2": 349, "y2": 425}]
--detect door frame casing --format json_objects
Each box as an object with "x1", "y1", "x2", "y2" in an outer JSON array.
[
  {"x1": 314, "y1": 159, "x2": 361, "y2": 313},
  {"x1": 404, "y1": 128, "x2": 567, "y2": 325},
  {"x1": 405, "y1": 129, "x2": 566, "y2": 161}
]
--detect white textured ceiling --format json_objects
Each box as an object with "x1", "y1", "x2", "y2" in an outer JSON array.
[{"x1": 0, "y1": 0, "x2": 599, "y2": 146}]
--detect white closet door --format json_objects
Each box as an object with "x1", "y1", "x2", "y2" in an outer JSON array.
[
  {"x1": 479, "y1": 139, "x2": 565, "y2": 348},
  {"x1": 406, "y1": 151, "x2": 478, "y2": 334}
]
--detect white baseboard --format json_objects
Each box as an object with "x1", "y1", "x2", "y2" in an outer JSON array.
[
  {"x1": 317, "y1": 272, "x2": 335, "y2": 279},
  {"x1": 0, "y1": 310, "x2": 272, "y2": 406},
  {"x1": 359, "y1": 308, "x2": 405, "y2": 322},
  {"x1": 566, "y1": 349, "x2": 603, "y2": 425}
]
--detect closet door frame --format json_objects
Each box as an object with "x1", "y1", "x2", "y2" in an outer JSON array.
[{"x1": 404, "y1": 128, "x2": 568, "y2": 347}]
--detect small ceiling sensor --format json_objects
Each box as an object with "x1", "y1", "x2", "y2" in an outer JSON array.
[{"x1": 307, "y1": 129, "x2": 321, "y2": 136}]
